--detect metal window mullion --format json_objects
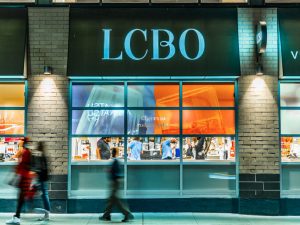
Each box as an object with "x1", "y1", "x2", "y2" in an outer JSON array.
[
  {"x1": 179, "y1": 81, "x2": 183, "y2": 196},
  {"x1": 124, "y1": 81, "x2": 128, "y2": 197}
]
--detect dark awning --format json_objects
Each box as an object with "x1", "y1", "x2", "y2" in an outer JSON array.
[
  {"x1": 68, "y1": 8, "x2": 240, "y2": 77},
  {"x1": 0, "y1": 8, "x2": 27, "y2": 77}
]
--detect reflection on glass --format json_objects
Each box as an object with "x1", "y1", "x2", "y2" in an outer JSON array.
[
  {"x1": 127, "y1": 136, "x2": 180, "y2": 160},
  {"x1": 128, "y1": 84, "x2": 179, "y2": 107},
  {"x1": 127, "y1": 110, "x2": 179, "y2": 135},
  {"x1": 0, "y1": 137, "x2": 24, "y2": 162},
  {"x1": 72, "y1": 84, "x2": 124, "y2": 107},
  {"x1": 281, "y1": 110, "x2": 300, "y2": 134},
  {"x1": 72, "y1": 137, "x2": 124, "y2": 161},
  {"x1": 182, "y1": 110, "x2": 235, "y2": 134},
  {"x1": 72, "y1": 110, "x2": 124, "y2": 135},
  {"x1": 280, "y1": 83, "x2": 300, "y2": 107},
  {"x1": 183, "y1": 136, "x2": 235, "y2": 161},
  {"x1": 0, "y1": 110, "x2": 24, "y2": 135},
  {"x1": 0, "y1": 83, "x2": 25, "y2": 107},
  {"x1": 183, "y1": 84, "x2": 234, "y2": 107}
]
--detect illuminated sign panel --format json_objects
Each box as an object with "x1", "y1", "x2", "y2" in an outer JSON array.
[
  {"x1": 68, "y1": 8, "x2": 240, "y2": 76},
  {"x1": 279, "y1": 9, "x2": 300, "y2": 77}
]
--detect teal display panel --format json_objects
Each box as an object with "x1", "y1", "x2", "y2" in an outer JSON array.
[
  {"x1": 68, "y1": 8, "x2": 240, "y2": 76},
  {"x1": 279, "y1": 9, "x2": 300, "y2": 77},
  {"x1": 0, "y1": 8, "x2": 27, "y2": 76}
]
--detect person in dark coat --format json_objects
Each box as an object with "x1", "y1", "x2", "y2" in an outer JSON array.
[
  {"x1": 32, "y1": 141, "x2": 50, "y2": 221},
  {"x1": 99, "y1": 147, "x2": 134, "y2": 222}
]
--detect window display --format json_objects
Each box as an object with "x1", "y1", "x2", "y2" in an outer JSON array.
[
  {"x1": 0, "y1": 137, "x2": 24, "y2": 162},
  {"x1": 182, "y1": 137, "x2": 235, "y2": 161},
  {"x1": 71, "y1": 137, "x2": 124, "y2": 161},
  {"x1": 71, "y1": 82, "x2": 236, "y2": 162},
  {"x1": 127, "y1": 137, "x2": 180, "y2": 160}
]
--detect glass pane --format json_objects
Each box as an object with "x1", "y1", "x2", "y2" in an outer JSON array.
[
  {"x1": 183, "y1": 136, "x2": 235, "y2": 161},
  {"x1": 127, "y1": 110, "x2": 179, "y2": 135},
  {"x1": 72, "y1": 84, "x2": 124, "y2": 107},
  {"x1": 280, "y1": 83, "x2": 300, "y2": 107},
  {"x1": 183, "y1": 110, "x2": 235, "y2": 134},
  {"x1": 0, "y1": 83, "x2": 25, "y2": 107},
  {"x1": 72, "y1": 110, "x2": 124, "y2": 135},
  {"x1": 281, "y1": 110, "x2": 300, "y2": 134},
  {"x1": 183, "y1": 165, "x2": 236, "y2": 197},
  {"x1": 72, "y1": 137, "x2": 124, "y2": 161},
  {"x1": 128, "y1": 84, "x2": 179, "y2": 107},
  {"x1": 127, "y1": 136, "x2": 180, "y2": 160},
  {"x1": 127, "y1": 165, "x2": 180, "y2": 194},
  {"x1": 183, "y1": 84, "x2": 234, "y2": 107},
  {"x1": 0, "y1": 137, "x2": 24, "y2": 162},
  {"x1": 0, "y1": 111, "x2": 24, "y2": 135}
]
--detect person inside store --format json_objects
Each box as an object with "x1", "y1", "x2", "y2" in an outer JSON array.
[
  {"x1": 99, "y1": 147, "x2": 134, "y2": 222},
  {"x1": 195, "y1": 137, "x2": 206, "y2": 160},
  {"x1": 128, "y1": 137, "x2": 143, "y2": 160},
  {"x1": 31, "y1": 141, "x2": 51, "y2": 221},
  {"x1": 6, "y1": 137, "x2": 33, "y2": 225},
  {"x1": 96, "y1": 137, "x2": 111, "y2": 160},
  {"x1": 11, "y1": 139, "x2": 25, "y2": 160},
  {"x1": 161, "y1": 137, "x2": 177, "y2": 160}
]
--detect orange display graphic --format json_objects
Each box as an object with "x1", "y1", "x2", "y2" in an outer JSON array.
[
  {"x1": 153, "y1": 84, "x2": 179, "y2": 107},
  {"x1": 0, "y1": 110, "x2": 24, "y2": 135},
  {"x1": 182, "y1": 110, "x2": 235, "y2": 134},
  {"x1": 281, "y1": 137, "x2": 293, "y2": 159},
  {"x1": 182, "y1": 84, "x2": 235, "y2": 107},
  {"x1": 0, "y1": 83, "x2": 25, "y2": 107},
  {"x1": 154, "y1": 110, "x2": 179, "y2": 134}
]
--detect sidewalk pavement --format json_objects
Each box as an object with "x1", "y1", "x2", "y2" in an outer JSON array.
[{"x1": 1, "y1": 213, "x2": 300, "y2": 225}]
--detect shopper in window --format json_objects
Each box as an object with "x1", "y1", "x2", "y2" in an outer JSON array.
[
  {"x1": 161, "y1": 138, "x2": 177, "y2": 160},
  {"x1": 100, "y1": 147, "x2": 134, "y2": 222},
  {"x1": 96, "y1": 137, "x2": 111, "y2": 160},
  {"x1": 195, "y1": 137, "x2": 205, "y2": 160},
  {"x1": 128, "y1": 137, "x2": 143, "y2": 160},
  {"x1": 31, "y1": 141, "x2": 51, "y2": 221},
  {"x1": 6, "y1": 137, "x2": 33, "y2": 225}
]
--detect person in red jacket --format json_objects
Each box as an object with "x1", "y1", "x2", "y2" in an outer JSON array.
[{"x1": 6, "y1": 137, "x2": 33, "y2": 225}]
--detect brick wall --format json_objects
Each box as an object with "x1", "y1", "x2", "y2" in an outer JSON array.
[
  {"x1": 27, "y1": 7, "x2": 69, "y2": 203},
  {"x1": 238, "y1": 8, "x2": 280, "y2": 214}
]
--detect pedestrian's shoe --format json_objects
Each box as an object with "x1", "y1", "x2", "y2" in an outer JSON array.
[
  {"x1": 122, "y1": 213, "x2": 134, "y2": 222},
  {"x1": 99, "y1": 215, "x2": 111, "y2": 221},
  {"x1": 6, "y1": 216, "x2": 20, "y2": 225}
]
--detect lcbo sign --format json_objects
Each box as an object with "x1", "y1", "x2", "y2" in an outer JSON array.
[{"x1": 102, "y1": 28, "x2": 206, "y2": 61}]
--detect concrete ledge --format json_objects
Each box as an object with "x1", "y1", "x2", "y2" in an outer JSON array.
[{"x1": 239, "y1": 199, "x2": 280, "y2": 216}]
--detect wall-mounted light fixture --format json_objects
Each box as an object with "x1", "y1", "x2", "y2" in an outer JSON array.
[
  {"x1": 255, "y1": 21, "x2": 267, "y2": 76},
  {"x1": 43, "y1": 66, "x2": 52, "y2": 75}
]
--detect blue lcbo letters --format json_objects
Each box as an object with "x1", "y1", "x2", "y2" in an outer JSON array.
[{"x1": 102, "y1": 28, "x2": 205, "y2": 61}]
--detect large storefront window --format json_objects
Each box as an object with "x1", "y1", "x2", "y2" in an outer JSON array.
[
  {"x1": 0, "y1": 82, "x2": 26, "y2": 198},
  {"x1": 280, "y1": 82, "x2": 300, "y2": 198},
  {"x1": 70, "y1": 81, "x2": 237, "y2": 198}
]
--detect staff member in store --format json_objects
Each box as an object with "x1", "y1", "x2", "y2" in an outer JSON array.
[
  {"x1": 128, "y1": 137, "x2": 143, "y2": 160},
  {"x1": 96, "y1": 137, "x2": 111, "y2": 160},
  {"x1": 161, "y1": 138, "x2": 177, "y2": 160}
]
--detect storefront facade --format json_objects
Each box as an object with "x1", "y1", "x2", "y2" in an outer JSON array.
[{"x1": 0, "y1": 5, "x2": 294, "y2": 215}]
